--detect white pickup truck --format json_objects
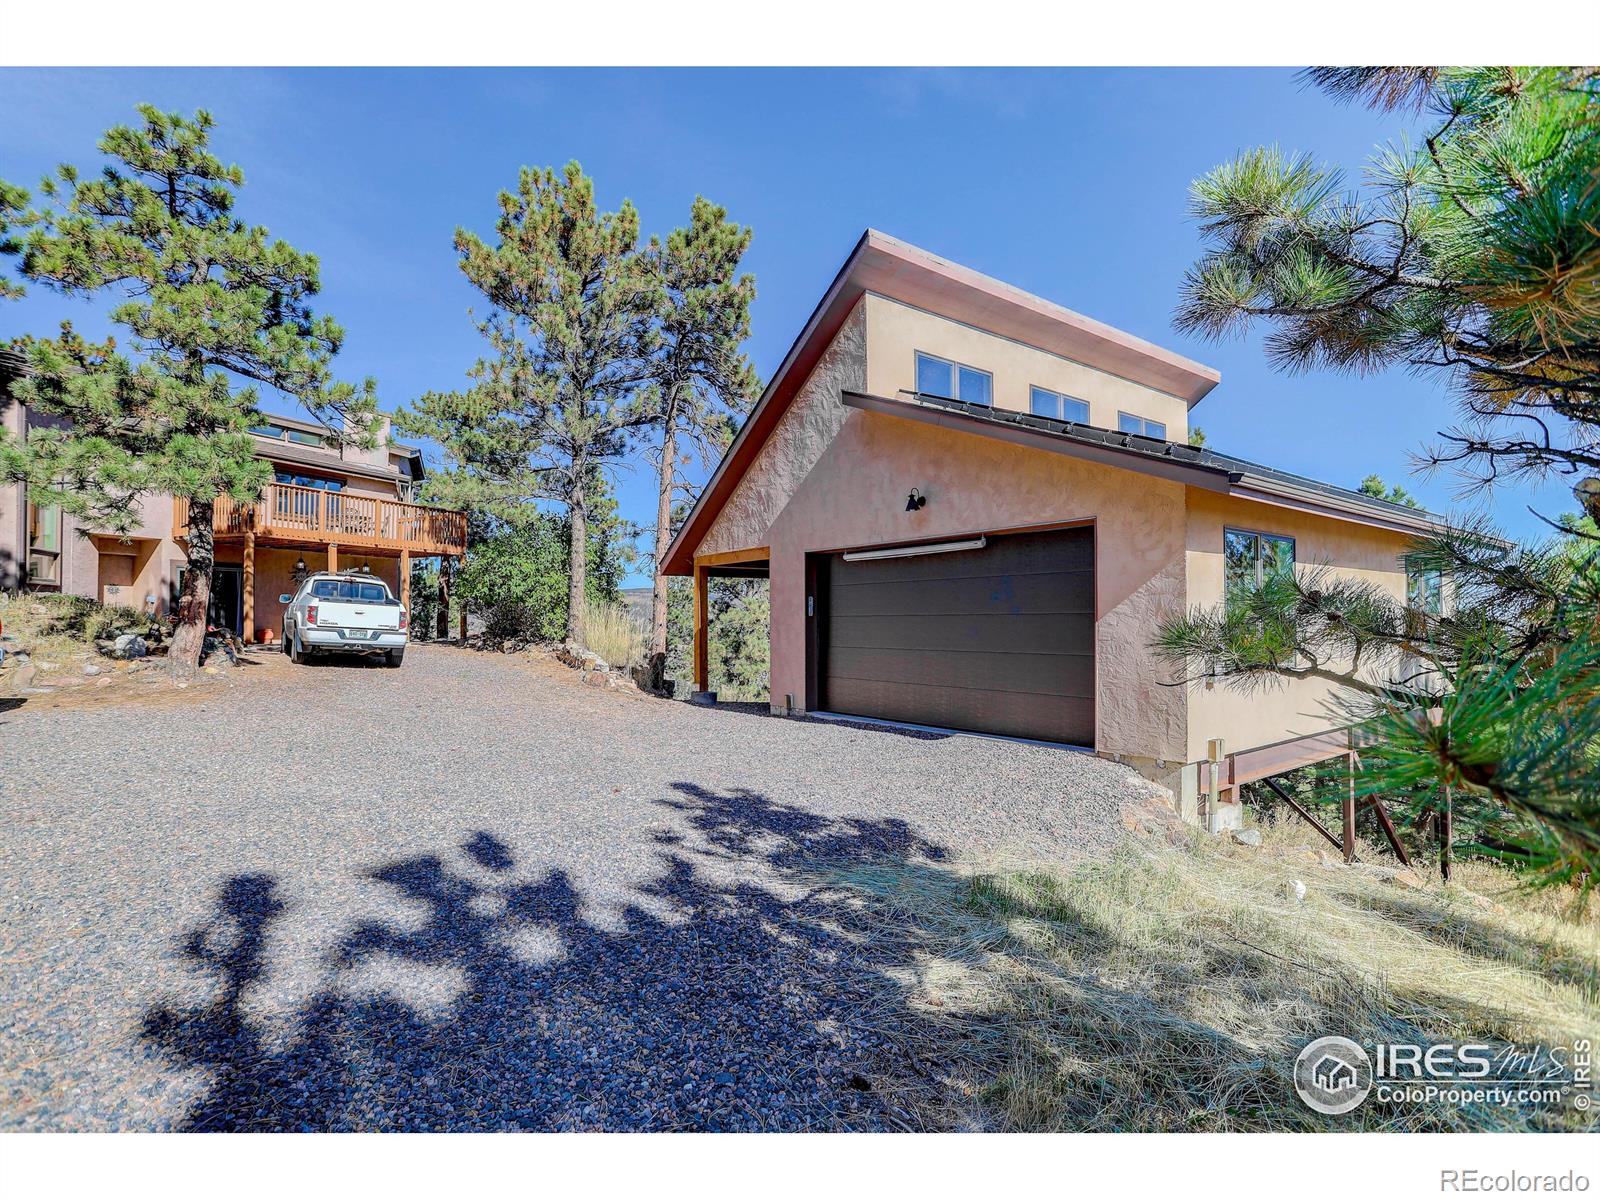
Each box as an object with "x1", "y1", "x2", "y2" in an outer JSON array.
[{"x1": 279, "y1": 573, "x2": 409, "y2": 667}]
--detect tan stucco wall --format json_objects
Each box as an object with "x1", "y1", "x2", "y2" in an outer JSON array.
[
  {"x1": 1182, "y1": 489, "x2": 1416, "y2": 762},
  {"x1": 761, "y1": 408, "x2": 1190, "y2": 761},
  {"x1": 698, "y1": 302, "x2": 868, "y2": 558},
  {"x1": 862, "y1": 293, "x2": 1190, "y2": 440}
]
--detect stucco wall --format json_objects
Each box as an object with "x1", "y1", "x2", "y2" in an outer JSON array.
[
  {"x1": 862, "y1": 293, "x2": 1190, "y2": 440},
  {"x1": 1182, "y1": 489, "x2": 1416, "y2": 762},
  {"x1": 761, "y1": 407, "x2": 1190, "y2": 762},
  {"x1": 698, "y1": 303, "x2": 868, "y2": 559}
]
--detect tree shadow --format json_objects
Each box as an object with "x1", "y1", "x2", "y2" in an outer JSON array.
[{"x1": 139, "y1": 784, "x2": 953, "y2": 1131}]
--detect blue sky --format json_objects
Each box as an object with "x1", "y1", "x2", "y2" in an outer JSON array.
[{"x1": 0, "y1": 68, "x2": 1568, "y2": 586}]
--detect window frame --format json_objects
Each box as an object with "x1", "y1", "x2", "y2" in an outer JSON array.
[
  {"x1": 1223, "y1": 526, "x2": 1297, "y2": 604},
  {"x1": 1117, "y1": 410, "x2": 1168, "y2": 440},
  {"x1": 25, "y1": 495, "x2": 63, "y2": 590},
  {"x1": 914, "y1": 350, "x2": 993, "y2": 407},
  {"x1": 1405, "y1": 556, "x2": 1444, "y2": 616},
  {"x1": 1030, "y1": 385, "x2": 1091, "y2": 424}
]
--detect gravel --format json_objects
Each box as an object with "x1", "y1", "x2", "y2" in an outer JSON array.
[{"x1": 0, "y1": 643, "x2": 1166, "y2": 1130}]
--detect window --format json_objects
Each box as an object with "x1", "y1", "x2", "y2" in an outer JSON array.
[
  {"x1": 1406, "y1": 558, "x2": 1443, "y2": 615},
  {"x1": 274, "y1": 470, "x2": 343, "y2": 491},
  {"x1": 1030, "y1": 386, "x2": 1091, "y2": 423},
  {"x1": 915, "y1": 351, "x2": 992, "y2": 406},
  {"x1": 253, "y1": 422, "x2": 333, "y2": 447},
  {"x1": 26, "y1": 498, "x2": 62, "y2": 588},
  {"x1": 309, "y1": 579, "x2": 393, "y2": 603},
  {"x1": 1117, "y1": 411, "x2": 1167, "y2": 440},
  {"x1": 1224, "y1": 528, "x2": 1295, "y2": 603}
]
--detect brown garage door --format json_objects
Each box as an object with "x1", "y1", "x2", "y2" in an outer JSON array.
[{"x1": 818, "y1": 527, "x2": 1095, "y2": 746}]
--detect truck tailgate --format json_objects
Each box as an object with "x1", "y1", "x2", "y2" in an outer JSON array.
[{"x1": 316, "y1": 601, "x2": 401, "y2": 631}]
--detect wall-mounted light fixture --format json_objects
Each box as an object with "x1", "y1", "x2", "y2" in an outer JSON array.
[
  {"x1": 905, "y1": 488, "x2": 928, "y2": 512},
  {"x1": 359, "y1": 562, "x2": 372, "y2": 574},
  {"x1": 294, "y1": 557, "x2": 306, "y2": 573}
]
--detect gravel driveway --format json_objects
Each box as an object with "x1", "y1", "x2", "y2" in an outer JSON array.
[{"x1": 1, "y1": 644, "x2": 1167, "y2": 1131}]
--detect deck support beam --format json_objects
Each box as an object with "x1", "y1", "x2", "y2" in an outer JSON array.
[
  {"x1": 399, "y1": 548, "x2": 411, "y2": 613},
  {"x1": 1343, "y1": 749, "x2": 1358, "y2": 863},
  {"x1": 242, "y1": 524, "x2": 256, "y2": 644},
  {"x1": 327, "y1": 543, "x2": 339, "y2": 575},
  {"x1": 692, "y1": 561, "x2": 710, "y2": 693},
  {"x1": 435, "y1": 558, "x2": 451, "y2": 641}
]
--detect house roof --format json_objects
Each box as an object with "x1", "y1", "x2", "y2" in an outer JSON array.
[
  {"x1": 662, "y1": 230, "x2": 1223, "y2": 575},
  {"x1": 840, "y1": 389, "x2": 1446, "y2": 538}
]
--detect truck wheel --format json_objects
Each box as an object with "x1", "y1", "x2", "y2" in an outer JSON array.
[
  {"x1": 290, "y1": 629, "x2": 309, "y2": 665},
  {"x1": 384, "y1": 648, "x2": 405, "y2": 668}
]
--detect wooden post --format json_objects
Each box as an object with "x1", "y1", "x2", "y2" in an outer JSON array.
[
  {"x1": 435, "y1": 557, "x2": 451, "y2": 641},
  {"x1": 241, "y1": 524, "x2": 256, "y2": 644},
  {"x1": 458, "y1": 562, "x2": 467, "y2": 643},
  {"x1": 327, "y1": 543, "x2": 339, "y2": 575},
  {"x1": 1343, "y1": 749, "x2": 1358, "y2": 863},
  {"x1": 399, "y1": 548, "x2": 411, "y2": 612},
  {"x1": 1440, "y1": 782, "x2": 1453, "y2": 883},
  {"x1": 692, "y1": 561, "x2": 710, "y2": 693}
]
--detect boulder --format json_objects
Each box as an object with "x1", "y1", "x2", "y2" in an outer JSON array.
[
  {"x1": 1230, "y1": 828, "x2": 1263, "y2": 848},
  {"x1": 1282, "y1": 879, "x2": 1307, "y2": 903},
  {"x1": 112, "y1": 634, "x2": 149, "y2": 660},
  {"x1": 689, "y1": 690, "x2": 719, "y2": 707},
  {"x1": 83, "y1": 664, "x2": 102, "y2": 677}
]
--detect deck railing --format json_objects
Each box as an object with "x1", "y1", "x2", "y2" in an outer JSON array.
[{"x1": 177, "y1": 483, "x2": 467, "y2": 556}]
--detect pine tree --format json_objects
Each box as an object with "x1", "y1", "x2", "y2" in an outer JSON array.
[
  {"x1": 0, "y1": 177, "x2": 32, "y2": 300},
  {"x1": 396, "y1": 162, "x2": 654, "y2": 646},
  {"x1": 640, "y1": 198, "x2": 759, "y2": 689},
  {"x1": 1160, "y1": 68, "x2": 1600, "y2": 885},
  {"x1": 1357, "y1": 473, "x2": 1422, "y2": 508},
  {"x1": 10, "y1": 106, "x2": 376, "y2": 675}
]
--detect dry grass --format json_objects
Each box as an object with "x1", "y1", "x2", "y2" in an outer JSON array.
[
  {"x1": 0, "y1": 593, "x2": 146, "y2": 667},
  {"x1": 581, "y1": 596, "x2": 645, "y2": 670},
  {"x1": 837, "y1": 817, "x2": 1599, "y2": 1132}
]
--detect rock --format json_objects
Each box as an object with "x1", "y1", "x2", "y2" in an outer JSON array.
[
  {"x1": 37, "y1": 660, "x2": 59, "y2": 672},
  {"x1": 203, "y1": 665, "x2": 221, "y2": 675},
  {"x1": 83, "y1": 664, "x2": 102, "y2": 677},
  {"x1": 1316, "y1": 850, "x2": 1348, "y2": 871},
  {"x1": 689, "y1": 691, "x2": 718, "y2": 707},
  {"x1": 1282, "y1": 879, "x2": 1307, "y2": 903},
  {"x1": 583, "y1": 670, "x2": 609, "y2": 688},
  {"x1": 112, "y1": 634, "x2": 149, "y2": 660},
  {"x1": 1231, "y1": 828, "x2": 1263, "y2": 847},
  {"x1": 1386, "y1": 868, "x2": 1428, "y2": 890},
  {"x1": 8, "y1": 665, "x2": 36, "y2": 693}
]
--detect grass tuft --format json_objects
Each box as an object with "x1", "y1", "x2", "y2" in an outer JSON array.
[{"x1": 581, "y1": 596, "x2": 645, "y2": 669}]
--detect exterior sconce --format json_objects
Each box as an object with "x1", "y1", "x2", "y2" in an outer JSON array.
[
  {"x1": 294, "y1": 557, "x2": 306, "y2": 573},
  {"x1": 906, "y1": 488, "x2": 928, "y2": 512},
  {"x1": 359, "y1": 562, "x2": 372, "y2": 574}
]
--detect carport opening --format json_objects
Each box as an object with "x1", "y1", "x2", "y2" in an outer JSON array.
[{"x1": 685, "y1": 556, "x2": 769, "y2": 703}]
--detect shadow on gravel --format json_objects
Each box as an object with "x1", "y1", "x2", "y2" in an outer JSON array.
[{"x1": 139, "y1": 783, "x2": 953, "y2": 1131}]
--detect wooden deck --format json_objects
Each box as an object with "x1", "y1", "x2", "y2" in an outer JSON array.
[{"x1": 175, "y1": 482, "x2": 467, "y2": 557}]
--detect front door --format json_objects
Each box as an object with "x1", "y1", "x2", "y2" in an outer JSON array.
[{"x1": 208, "y1": 565, "x2": 243, "y2": 634}]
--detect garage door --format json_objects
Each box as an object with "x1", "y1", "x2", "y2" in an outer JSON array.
[{"x1": 818, "y1": 527, "x2": 1095, "y2": 746}]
